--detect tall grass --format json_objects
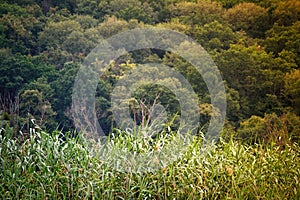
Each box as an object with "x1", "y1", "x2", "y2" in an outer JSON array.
[{"x1": 0, "y1": 127, "x2": 299, "y2": 199}]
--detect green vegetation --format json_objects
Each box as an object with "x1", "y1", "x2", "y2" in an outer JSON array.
[
  {"x1": 0, "y1": 0, "x2": 300, "y2": 199},
  {"x1": 1, "y1": 127, "x2": 299, "y2": 199},
  {"x1": 0, "y1": 0, "x2": 299, "y2": 138}
]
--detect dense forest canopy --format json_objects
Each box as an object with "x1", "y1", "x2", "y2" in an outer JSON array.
[{"x1": 0, "y1": 0, "x2": 299, "y2": 144}]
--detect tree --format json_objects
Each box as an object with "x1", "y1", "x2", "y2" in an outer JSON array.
[
  {"x1": 223, "y1": 2, "x2": 270, "y2": 38},
  {"x1": 226, "y1": 87, "x2": 241, "y2": 123},
  {"x1": 237, "y1": 115, "x2": 265, "y2": 144},
  {"x1": 238, "y1": 112, "x2": 300, "y2": 145},
  {"x1": 38, "y1": 19, "x2": 82, "y2": 51},
  {"x1": 168, "y1": 1, "x2": 223, "y2": 26},
  {"x1": 157, "y1": 18, "x2": 189, "y2": 34},
  {"x1": 163, "y1": 52, "x2": 209, "y2": 100},
  {"x1": 140, "y1": 0, "x2": 171, "y2": 23},
  {"x1": 75, "y1": 0, "x2": 109, "y2": 20},
  {"x1": 272, "y1": 0, "x2": 300, "y2": 26},
  {"x1": 33, "y1": 0, "x2": 77, "y2": 14},
  {"x1": 0, "y1": 3, "x2": 44, "y2": 55},
  {"x1": 0, "y1": 50, "x2": 56, "y2": 131},
  {"x1": 74, "y1": 14, "x2": 98, "y2": 29},
  {"x1": 19, "y1": 89, "x2": 56, "y2": 131},
  {"x1": 95, "y1": 94, "x2": 112, "y2": 134},
  {"x1": 110, "y1": 0, "x2": 155, "y2": 23},
  {"x1": 264, "y1": 22, "x2": 300, "y2": 65},
  {"x1": 25, "y1": 76, "x2": 54, "y2": 100},
  {"x1": 284, "y1": 69, "x2": 300, "y2": 115},
  {"x1": 214, "y1": 44, "x2": 285, "y2": 119},
  {"x1": 96, "y1": 16, "x2": 143, "y2": 38},
  {"x1": 0, "y1": 2, "x2": 27, "y2": 17},
  {"x1": 280, "y1": 112, "x2": 300, "y2": 143},
  {"x1": 190, "y1": 20, "x2": 237, "y2": 51},
  {"x1": 50, "y1": 62, "x2": 80, "y2": 130},
  {"x1": 0, "y1": 52, "x2": 54, "y2": 96},
  {"x1": 62, "y1": 30, "x2": 93, "y2": 56},
  {"x1": 38, "y1": 19, "x2": 83, "y2": 66}
]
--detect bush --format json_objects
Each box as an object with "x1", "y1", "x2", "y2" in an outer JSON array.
[{"x1": 237, "y1": 112, "x2": 300, "y2": 145}]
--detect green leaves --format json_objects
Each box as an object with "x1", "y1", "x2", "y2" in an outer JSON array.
[
  {"x1": 272, "y1": 0, "x2": 300, "y2": 26},
  {"x1": 19, "y1": 89, "x2": 56, "y2": 130},
  {"x1": 0, "y1": 127, "x2": 299, "y2": 199},
  {"x1": 223, "y1": 2, "x2": 270, "y2": 38},
  {"x1": 0, "y1": 53, "x2": 53, "y2": 93},
  {"x1": 38, "y1": 20, "x2": 82, "y2": 51},
  {"x1": 168, "y1": 1, "x2": 223, "y2": 26},
  {"x1": 284, "y1": 70, "x2": 300, "y2": 115},
  {"x1": 265, "y1": 22, "x2": 300, "y2": 65},
  {"x1": 191, "y1": 20, "x2": 237, "y2": 50}
]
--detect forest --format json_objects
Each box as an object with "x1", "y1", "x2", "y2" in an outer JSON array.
[{"x1": 0, "y1": 0, "x2": 300, "y2": 199}]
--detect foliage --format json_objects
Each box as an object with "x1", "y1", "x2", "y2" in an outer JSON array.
[
  {"x1": 284, "y1": 69, "x2": 300, "y2": 115},
  {"x1": 223, "y1": 2, "x2": 270, "y2": 38},
  {"x1": 0, "y1": 0, "x2": 298, "y2": 139},
  {"x1": 237, "y1": 112, "x2": 300, "y2": 145},
  {"x1": 272, "y1": 0, "x2": 300, "y2": 26},
  {"x1": 0, "y1": 2, "x2": 300, "y2": 197},
  {"x1": 0, "y1": 127, "x2": 299, "y2": 199},
  {"x1": 168, "y1": 1, "x2": 223, "y2": 26},
  {"x1": 0, "y1": 4, "x2": 44, "y2": 54},
  {"x1": 0, "y1": 52, "x2": 54, "y2": 96},
  {"x1": 264, "y1": 21, "x2": 300, "y2": 65},
  {"x1": 191, "y1": 20, "x2": 237, "y2": 50},
  {"x1": 214, "y1": 44, "x2": 287, "y2": 119}
]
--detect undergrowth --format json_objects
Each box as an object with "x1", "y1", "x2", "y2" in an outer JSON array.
[{"x1": 0, "y1": 127, "x2": 299, "y2": 199}]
